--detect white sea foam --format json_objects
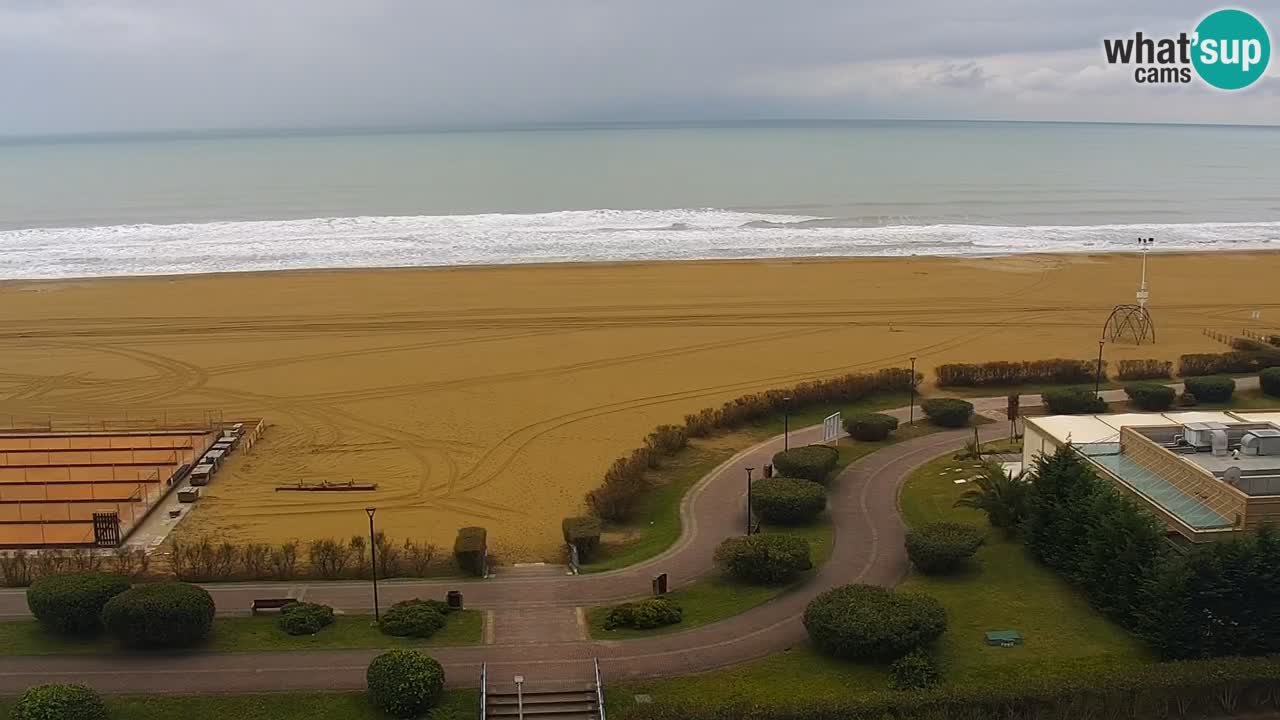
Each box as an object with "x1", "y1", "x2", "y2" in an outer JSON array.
[{"x1": 1, "y1": 209, "x2": 1277, "y2": 280}]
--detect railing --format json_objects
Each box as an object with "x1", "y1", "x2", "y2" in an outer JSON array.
[
  {"x1": 594, "y1": 657, "x2": 606, "y2": 720},
  {"x1": 478, "y1": 662, "x2": 487, "y2": 720}
]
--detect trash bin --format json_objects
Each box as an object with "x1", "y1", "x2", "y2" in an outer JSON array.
[
  {"x1": 652, "y1": 573, "x2": 668, "y2": 596},
  {"x1": 446, "y1": 590, "x2": 463, "y2": 610}
]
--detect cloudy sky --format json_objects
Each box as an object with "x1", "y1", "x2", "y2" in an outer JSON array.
[{"x1": 2, "y1": 0, "x2": 1277, "y2": 136}]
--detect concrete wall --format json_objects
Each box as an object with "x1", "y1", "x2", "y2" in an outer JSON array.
[{"x1": 1022, "y1": 422, "x2": 1056, "y2": 470}]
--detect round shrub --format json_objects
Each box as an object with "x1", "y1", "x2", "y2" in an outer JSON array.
[
  {"x1": 905, "y1": 522, "x2": 985, "y2": 574},
  {"x1": 1124, "y1": 382, "x2": 1176, "y2": 411},
  {"x1": 366, "y1": 649, "x2": 446, "y2": 719},
  {"x1": 771, "y1": 445, "x2": 839, "y2": 484},
  {"x1": 844, "y1": 413, "x2": 899, "y2": 442},
  {"x1": 380, "y1": 599, "x2": 447, "y2": 638},
  {"x1": 12, "y1": 683, "x2": 107, "y2": 720},
  {"x1": 279, "y1": 601, "x2": 335, "y2": 636},
  {"x1": 1261, "y1": 367, "x2": 1280, "y2": 398},
  {"x1": 921, "y1": 398, "x2": 973, "y2": 428},
  {"x1": 713, "y1": 533, "x2": 812, "y2": 584},
  {"x1": 602, "y1": 597, "x2": 683, "y2": 631},
  {"x1": 1183, "y1": 375, "x2": 1235, "y2": 403},
  {"x1": 1040, "y1": 387, "x2": 1106, "y2": 415},
  {"x1": 889, "y1": 649, "x2": 942, "y2": 691},
  {"x1": 803, "y1": 584, "x2": 947, "y2": 661},
  {"x1": 101, "y1": 581, "x2": 214, "y2": 649},
  {"x1": 25, "y1": 572, "x2": 130, "y2": 636},
  {"x1": 752, "y1": 478, "x2": 827, "y2": 525}
]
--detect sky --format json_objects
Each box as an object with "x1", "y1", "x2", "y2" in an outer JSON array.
[{"x1": 2, "y1": 0, "x2": 1278, "y2": 136}]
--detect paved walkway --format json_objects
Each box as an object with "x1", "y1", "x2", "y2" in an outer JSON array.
[{"x1": 0, "y1": 381, "x2": 1256, "y2": 694}]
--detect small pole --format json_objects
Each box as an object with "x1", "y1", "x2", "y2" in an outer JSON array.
[
  {"x1": 745, "y1": 467, "x2": 755, "y2": 535},
  {"x1": 365, "y1": 507, "x2": 379, "y2": 622},
  {"x1": 909, "y1": 357, "x2": 917, "y2": 426},
  {"x1": 1095, "y1": 340, "x2": 1105, "y2": 398},
  {"x1": 783, "y1": 397, "x2": 792, "y2": 451}
]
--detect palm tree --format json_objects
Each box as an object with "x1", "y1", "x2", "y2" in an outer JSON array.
[{"x1": 954, "y1": 460, "x2": 1028, "y2": 534}]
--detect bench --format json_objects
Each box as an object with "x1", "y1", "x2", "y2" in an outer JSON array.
[{"x1": 250, "y1": 598, "x2": 296, "y2": 615}]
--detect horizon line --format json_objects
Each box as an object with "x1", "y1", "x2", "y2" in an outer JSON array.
[{"x1": 3, "y1": 116, "x2": 1279, "y2": 144}]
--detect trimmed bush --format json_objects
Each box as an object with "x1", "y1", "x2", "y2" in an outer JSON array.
[
  {"x1": 366, "y1": 649, "x2": 445, "y2": 719},
  {"x1": 889, "y1": 648, "x2": 942, "y2": 691},
  {"x1": 1124, "y1": 382, "x2": 1176, "y2": 411},
  {"x1": 380, "y1": 599, "x2": 447, "y2": 638},
  {"x1": 602, "y1": 597, "x2": 683, "y2": 631},
  {"x1": 1040, "y1": 387, "x2": 1106, "y2": 415},
  {"x1": 905, "y1": 522, "x2": 984, "y2": 574},
  {"x1": 752, "y1": 478, "x2": 826, "y2": 525},
  {"x1": 1261, "y1": 367, "x2": 1280, "y2": 397},
  {"x1": 279, "y1": 601, "x2": 335, "y2": 636},
  {"x1": 561, "y1": 516, "x2": 602, "y2": 562},
  {"x1": 844, "y1": 413, "x2": 899, "y2": 442},
  {"x1": 1183, "y1": 375, "x2": 1235, "y2": 403},
  {"x1": 771, "y1": 445, "x2": 839, "y2": 483},
  {"x1": 25, "y1": 572, "x2": 130, "y2": 636},
  {"x1": 101, "y1": 581, "x2": 215, "y2": 649},
  {"x1": 453, "y1": 527, "x2": 487, "y2": 577},
  {"x1": 1232, "y1": 337, "x2": 1267, "y2": 352},
  {"x1": 803, "y1": 584, "x2": 947, "y2": 661},
  {"x1": 1116, "y1": 358, "x2": 1172, "y2": 381},
  {"x1": 11, "y1": 683, "x2": 107, "y2": 720},
  {"x1": 713, "y1": 534, "x2": 812, "y2": 584},
  {"x1": 920, "y1": 398, "x2": 973, "y2": 428}
]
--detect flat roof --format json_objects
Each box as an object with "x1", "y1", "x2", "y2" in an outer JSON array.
[
  {"x1": 1230, "y1": 412, "x2": 1280, "y2": 424},
  {"x1": 1098, "y1": 413, "x2": 1177, "y2": 431},
  {"x1": 1028, "y1": 416, "x2": 1119, "y2": 445},
  {"x1": 1161, "y1": 411, "x2": 1239, "y2": 425}
]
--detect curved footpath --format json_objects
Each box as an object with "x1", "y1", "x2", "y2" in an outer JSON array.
[{"x1": 0, "y1": 380, "x2": 1247, "y2": 694}]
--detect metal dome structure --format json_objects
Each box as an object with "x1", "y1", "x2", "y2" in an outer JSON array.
[{"x1": 1103, "y1": 303, "x2": 1156, "y2": 345}]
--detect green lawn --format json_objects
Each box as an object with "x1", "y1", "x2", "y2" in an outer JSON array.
[
  {"x1": 0, "y1": 610, "x2": 483, "y2": 656},
  {"x1": 586, "y1": 519, "x2": 833, "y2": 639},
  {"x1": 897, "y1": 453, "x2": 1152, "y2": 684},
  {"x1": 0, "y1": 691, "x2": 477, "y2": 720},
  {"x1": 940, "y1": 380, "x2": 1123, "y2": 399},
  {"x1": 581, "y1": 393, "x2": 922, "y2": 574},
  {"x1": 606, "y1": 448, "x2": 1151, "y2": 714}
]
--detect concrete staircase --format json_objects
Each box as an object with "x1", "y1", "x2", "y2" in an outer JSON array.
[{"x1": 485, "y1": 681, "x2": 600, "y2": 719}]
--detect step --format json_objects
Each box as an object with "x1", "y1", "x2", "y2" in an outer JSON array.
[
  {"x1": 487, "y1": 703, "x2": 598, "y2": 717},
  {"x1": 488, "y1": 691, "x2": 597, "y2": 706}
]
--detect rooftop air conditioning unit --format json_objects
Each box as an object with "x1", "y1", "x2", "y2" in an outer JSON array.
[{"x1": 1242, "y1": 429, "x2": 1280, "y2": 456}]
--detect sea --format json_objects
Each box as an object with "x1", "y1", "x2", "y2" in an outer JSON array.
[{"x1": 2, "y1": 120, "x2": 1279, "y2": 280}]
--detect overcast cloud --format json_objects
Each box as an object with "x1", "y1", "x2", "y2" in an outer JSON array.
[{"x1": 2, "y1": 0, "x2": 1277, "y2": 136}]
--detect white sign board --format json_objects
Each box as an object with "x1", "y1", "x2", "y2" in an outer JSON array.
[{"x1": 823, "y1": 412, "x2": 842, "y2": 444}]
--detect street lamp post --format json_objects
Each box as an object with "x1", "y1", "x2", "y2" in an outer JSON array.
[
  {"x1": 745, "y1": 467, "x2": 755, "y2": 535},
  {"x1": 783, "y1": 396, "x2": 792, "y2": 451},
  {"x1": 365, "y1": 507, "x2": 380, "y2": 622},
  {"x1": 909, "y1": 357, "x2": 917, "y2": 426},
  {"x1": 1095, "y1": 340, "x2": 1105, "y2": 398}
]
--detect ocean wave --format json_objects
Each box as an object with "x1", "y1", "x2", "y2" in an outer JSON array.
[{"x1": 0, "y1": 209, "x2": 1278, "y2": 280}]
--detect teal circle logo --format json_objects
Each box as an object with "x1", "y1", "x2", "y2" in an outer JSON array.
[{"x1": 1192, "y1": 9, "x2": 1271, "y2": 90}]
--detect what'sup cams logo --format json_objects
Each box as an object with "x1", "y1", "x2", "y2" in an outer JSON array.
[{"x1": 1103, "y1": 8, "x2": 1271, "y2": 89}]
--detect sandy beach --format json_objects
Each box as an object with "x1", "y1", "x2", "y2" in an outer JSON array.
[{"x1": 0, "y1": 252, "x2": 1273, "y2": 560}]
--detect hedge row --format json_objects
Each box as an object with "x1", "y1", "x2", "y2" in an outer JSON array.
[
  {"x1": 1124, "y1": 382, "x2": 1176, "y2": 411},
  {"x1": 714, "y1": 534, "x2": 812, "y2": 584},
  {"x1": 844, "y1": 413, "x2": 898, "y2": 441},
  {"x1": 585, "y1": 368, "x2": 913, "y2": 523},
  {"x1": 1262, "y1": 367, "x2": 1280, "y2": 397},
  {"x1": 0, "y1": 547, "x2": 150, "y2": 588},
  {"x1": 1178, "y1": 350, "x2": 1280, "y2": 376},
  {"x1": 620, "y1": 656, "x2": 1280, "y2": 720},
  {"x1": 163, "y1": 534, "x2": 447, "y2": 584},
  {"x1": 562, "y1": 516, "x2": 603, "y2": 562},
  {"x1": 935, "y1": 358, "x2": 1103, "y2": 388},
  {"x1": 453, "y1": 527, "x2": 487, "y2": 577},
  {"x1": 1116, "y1": 358, "x2": 1172, "y2": 381},
  {"x1": 1183, "y1": 375, "x2": 1235, "y2": 403}
]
